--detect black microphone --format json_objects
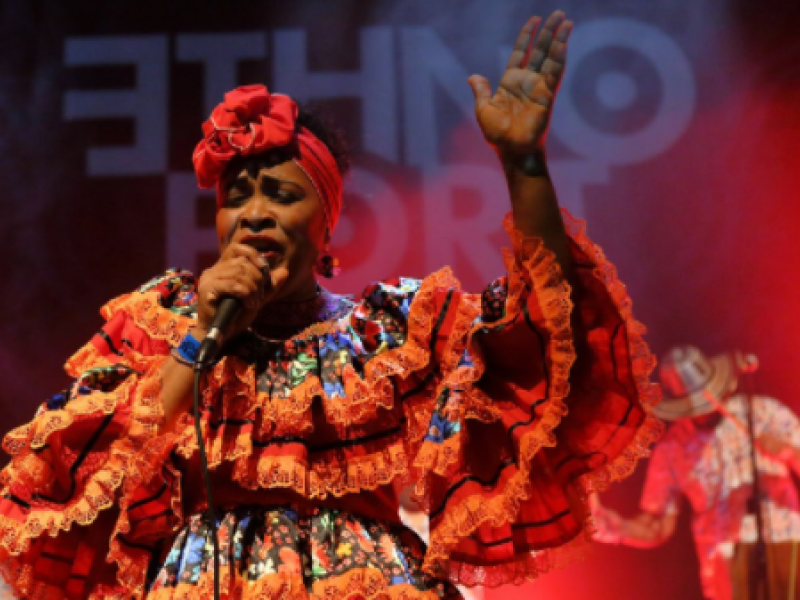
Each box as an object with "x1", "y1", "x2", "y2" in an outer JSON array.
[{"x1": 194, "y1": 297, "x2": 242, "y2": 369}]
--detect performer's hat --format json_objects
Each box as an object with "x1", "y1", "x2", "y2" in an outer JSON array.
[{"x1": 654, "y1": 345, "x2": 758, "y2": 421}]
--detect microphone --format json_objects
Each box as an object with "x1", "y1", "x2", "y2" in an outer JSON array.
[
  {"x1": 194, "y1": 253, "x2": 271, "y2": 369},
  {"x1": 194, "y1": 297, "x2": 242, "y2": 369}
]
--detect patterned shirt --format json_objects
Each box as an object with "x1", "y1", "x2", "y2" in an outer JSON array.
[{"x1": 641, "y1": 394, "x2": 800, "y2": 598}]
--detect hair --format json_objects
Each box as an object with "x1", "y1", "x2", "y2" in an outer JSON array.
[{"x1": 296, "y1": 103, "x2": 351, "y2": 176}]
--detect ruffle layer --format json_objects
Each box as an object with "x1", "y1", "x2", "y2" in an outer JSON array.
[
  {"x1": 167, "y1": 268, "x2": 466, "y2": 501},
  {"x1": 445, "y1": 527, "x2": 592, "y2": 588},
  {"x1": 0, "y1": 331, "x2": 175, "y2": 598},
  {"x1": 560, "y1": 209, "x2": 663, "y2": 491},
  {"x1": 418, "y1": 215, "x2": 574, "y2": 584},
  {"x1": 0, "y1": 359, "x2": 165, "y2": 556},
  {"x1": 1, "y1": 211, "x2": 659, "y2": 596},
  {"x1": 101, "y1": 290, "x2": 194, "y2": 347},
  {"x1": 1, "y1": 556, "x2": 69, "y2": 600},
  {"x1": 415, "y1": 212, "x2": 662, "y2": 587},
  {"x1": 148, "y1": 568, "x2": 445, "y2": 600}
]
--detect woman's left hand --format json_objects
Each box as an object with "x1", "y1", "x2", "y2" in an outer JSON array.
[{"x1": 468, "y1": 11, "x2": 572, "y2": 160}]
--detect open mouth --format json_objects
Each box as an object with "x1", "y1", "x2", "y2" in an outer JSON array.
[{"x1": 240, "y1": 235, "x2": 284, "y2": 259}]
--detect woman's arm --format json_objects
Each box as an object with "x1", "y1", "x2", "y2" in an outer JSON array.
[
  {"x1": 468, "y1": 12, "x2": 573, "y2": 272},
  {"x1": 159, "y1": 325, "x2": 208, "y2": 431},
  {"x1": 159, "y1": 245, "x2": 290, "y2": 431}
]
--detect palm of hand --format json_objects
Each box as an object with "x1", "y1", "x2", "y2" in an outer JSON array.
[
  {"x1": 476, "y1": 70, "x2": 552, "y2": 154},
  {"x1": 469, "y1": 12, "x2": 573, "y2": 156}
]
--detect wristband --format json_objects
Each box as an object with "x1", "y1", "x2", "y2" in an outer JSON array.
[{"x1": 175, "y1": 331, "x2": 203, "y2": 364}]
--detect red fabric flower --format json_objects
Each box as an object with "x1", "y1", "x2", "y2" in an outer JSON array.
[{"x1": 192, "y1": 84, "x2": 298, "y2": 189}]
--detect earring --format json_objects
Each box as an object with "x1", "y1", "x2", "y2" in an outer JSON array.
[{"x1": 315, "y1": 242, "x2": 340, "y2": 278}]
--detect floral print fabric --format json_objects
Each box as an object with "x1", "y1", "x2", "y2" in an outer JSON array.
[{"x1": 150, "y1": 506, "x2": 459, "y2": 599}]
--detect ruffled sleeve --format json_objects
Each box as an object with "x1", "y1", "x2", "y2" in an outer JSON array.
[
  {"x1": 397, "y1": 211, "x2": 662, "y2": 586},
  {"x1": 0, "y1": 269, "x2": 196, "y2": 599}
]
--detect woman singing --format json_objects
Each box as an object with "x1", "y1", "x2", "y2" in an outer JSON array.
[{"x1": 0, "y1": 11, "x2": 659, "y2": 599}]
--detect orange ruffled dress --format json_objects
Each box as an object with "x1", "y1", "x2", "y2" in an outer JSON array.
[{"x1": 0, "y1": 213, "x2": 661, "y2": 599}]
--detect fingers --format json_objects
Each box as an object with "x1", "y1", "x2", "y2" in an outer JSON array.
[
  {"x1": 539, "y1": 20, "x2": 573, "y2": 90},
  {"x1": 467, "y1": 74, "x2": 492, "y2": 108},
  {"x1": 498, "y1": 69, "x2": 552, "y2": 108},
  {"x1": 202, "y1": 244, "x2": 272, "y2": 309},
  {"x1": 505, "y1": 16, "x2": 541, "y2": 70},
  {"x1": 500, "y1": 11, "x2": 572, "y2": 96},
  {"x1": 205, "y1": 259, "x2": 265, "y2": 309},
  {"x1": 220, "y1": 242, "x2": 269, "y2": 270},
  {"x1": 526, "y1": 11, "x2": 566, "y2": 73}
]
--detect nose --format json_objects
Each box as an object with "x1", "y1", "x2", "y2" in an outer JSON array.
[{"x1": 239, "y1": 195, "x2": 277, "y2": 232}]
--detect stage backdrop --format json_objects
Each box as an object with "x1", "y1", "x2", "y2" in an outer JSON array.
[{"x1": 1, "y1": 1, "x2": 799, "y2": 599}]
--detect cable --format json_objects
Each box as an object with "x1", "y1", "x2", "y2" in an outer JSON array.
[{"x1": 193, "y1": 365, "x2": 220, "y2": 600}]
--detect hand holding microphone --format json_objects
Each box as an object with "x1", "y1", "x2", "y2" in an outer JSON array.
[{"x1": 194, "y1": 244, "x2": 287, "y2": 367}]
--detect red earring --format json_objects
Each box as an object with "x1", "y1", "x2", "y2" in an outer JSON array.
[{"x1": 315, "y1": 242, "x2": 340, "y2": 278}]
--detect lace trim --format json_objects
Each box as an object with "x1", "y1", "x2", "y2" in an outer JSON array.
[
  {"x1": 332, "y1": 268, "x2": 460, "y2": 428},
  {"x1": 419, "y1": 214, "x2": 582, "y2": 583},
  {"x1": 65, "y1": 340, "x2": 115, "y2": 378},
  {"x1": 147, "y1": 566, "x2": 444, "y2": 600},
  {"x1": 423, "y1": 212, "x2": 661, "y2": 584},
  {"x1": 2, "y1": 341, "x2": 124, "y2": 457},
  {"x1": 2, "y1": 551, "x2": 157, "y2": 600},
  {"x1": 109, "y1": 435, "x2": 182, "y2": 599},
  {"x1": 444, "y1": 523, "x2": 593, "y2": 587},
  {"x1": 561, "y1": 208, "x2": 663, "y2": 493},
  {"x1": 1, "y1": 557, "x2": 92, "y2": 600},
  {"x1": 177, "y1": 422, "x2": 410, "y2": 501},
  {"x1": 0, "y1": 356, "x2": 171, "y2": 600},
  {"x1": 408, "y1": 284, "x2": 503, "y2": 473},
  {"x1": 102, "y1": 291, "x2": 194, "y2": 347},
  {"x1": 169, "y1": 268, "x2": 461, "y2": 499},
  {"x1": 412, "y1": 434, "x2": 463, "y2": 479},
  {"x1": 0, "y1": 364, "x2": 159, "y2": 555}
]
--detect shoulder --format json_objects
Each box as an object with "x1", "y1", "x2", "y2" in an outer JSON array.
[
  {"x1": 358, "y1": 269, "x2": 474, "y2": 313},
  {"x1": 359, "y1": 277, "x2": 426, "y2": 318},
  {"x1": 97, "y1": 269, "x2": 197, "y2": 347},
  {"x1": 134, "y1": 268, "x2": 198, "y2": 316}
]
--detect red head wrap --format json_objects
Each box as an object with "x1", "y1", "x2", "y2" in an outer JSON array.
[{"x1": 192, "y1": 84, "x2": 343, "y2": 231}]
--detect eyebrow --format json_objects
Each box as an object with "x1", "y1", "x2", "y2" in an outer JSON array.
[{"x1": 228, "y1": 173, "x2": 306, "y2": 195}]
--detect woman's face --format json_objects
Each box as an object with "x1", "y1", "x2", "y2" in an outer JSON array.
[{"x1": 216, "y1": 153, "x2": 327, "y2": 301}]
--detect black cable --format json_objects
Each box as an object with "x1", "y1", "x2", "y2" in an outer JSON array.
[{"x1": 193, "y1": 365, "x2": 220, "y2": 600}]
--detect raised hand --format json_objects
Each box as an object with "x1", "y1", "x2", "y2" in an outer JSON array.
[{"x1": 468, "y1": 11, "x2": 572, "y2": 160}]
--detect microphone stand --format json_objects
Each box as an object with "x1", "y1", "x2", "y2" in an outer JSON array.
[{"x1": 743, "y1": 367, "x2": 770, "y2": 600}]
